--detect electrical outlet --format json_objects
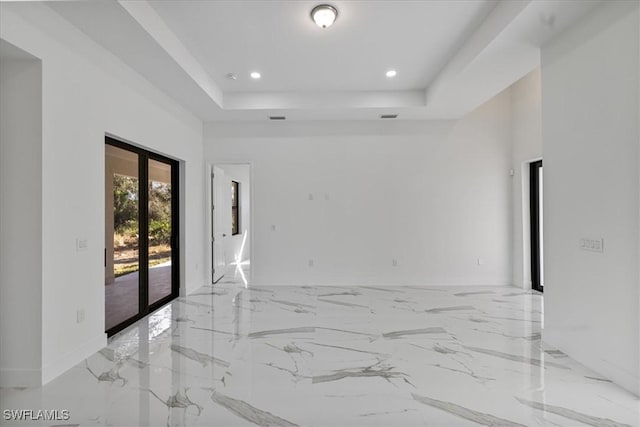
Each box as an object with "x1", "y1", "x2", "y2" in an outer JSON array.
[
  {"x1": 76, "y1": 309, "x2": 85, "y2": 324},
  {"x1": 308, "y1": 193, "x2": 314, "y2": 201},
  {"x1": 308, "y1": 259, "x2": 314, "y2": 267},
  {"x1": 392, "y1": 259, "x2": 398, "y2": 267},
  {"x1": 76, "y1": 238, "x2": 88, "y2": 251},
  {"x1": 580, "y1": 237, "x2": 604, "y2": 253},
  {"x1": 271, "y1": 225, "x2": 276, "y2": 231}
]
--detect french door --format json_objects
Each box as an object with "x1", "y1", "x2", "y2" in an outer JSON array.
[{"x1": 105, "y1": 137, "x2": 179, "y2": 336}]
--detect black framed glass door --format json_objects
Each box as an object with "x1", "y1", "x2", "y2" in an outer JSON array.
[{"x1": 105, "y1": 137, "x2": 179, "y2": 336}]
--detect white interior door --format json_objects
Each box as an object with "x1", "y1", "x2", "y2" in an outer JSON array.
[{"x1": 212, "y1": 166, "x2": 227, "y2": 283}]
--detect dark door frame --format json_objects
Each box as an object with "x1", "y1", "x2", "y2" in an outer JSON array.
[
  {"x1": 105, "y1": 136, "x2": 180, "y2": 337},
  {"x1": 530, "y1": 159, "x2": 543, "y2": 292}
]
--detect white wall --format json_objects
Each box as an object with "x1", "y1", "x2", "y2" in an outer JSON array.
[
  {"x1": 0, "y1": 3, "x2": 206, "y2": 386},
  {"x1": 205, "y1": 90, "x2": 513, "y2": 287},
  {"x1": 218, "y1": 164, "x2": 251, "y2": 266},
  {"x1": 0, "y1": 43, "x2": 43, "y2": 387},
  {"x1": 510, "y1": 69, "x2": 542, "y2": 289},
  {"x1": 541, "y1": 0, "x2": 639, "y2": 395}
]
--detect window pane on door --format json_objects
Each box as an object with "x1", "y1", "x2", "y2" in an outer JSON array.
[
  {"x1": 148, "y1": 159, "x2": 173, "y2": 306},
  {"x1": 105, "y1": 144, "x2": 140, "y2": 331}
]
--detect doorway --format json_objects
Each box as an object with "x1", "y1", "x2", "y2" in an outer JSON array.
[
  {"x1": 211, "y1": 164, "x2": 251, "y2": 286},
  {"x1": 530, "y1": 160, "x2": 543, "y2": 292},
  {"x1": 211, "y1": 166, "x2": 228, "y2": 283},
  {"x1": 105, "y1": 137, "x2": 179, "y2": 336}
]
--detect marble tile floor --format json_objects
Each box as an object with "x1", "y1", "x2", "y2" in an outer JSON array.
[
  {"x1": 1, "y1": 284, "x2": 638, "y2": 426},
  {"x1": 216, "y1": 263, "x2": 251, "y2": 287}
]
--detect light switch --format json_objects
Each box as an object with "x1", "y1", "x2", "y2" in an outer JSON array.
[{"x1": 579, "y1": 237, "x2": 604, "y2": 253}]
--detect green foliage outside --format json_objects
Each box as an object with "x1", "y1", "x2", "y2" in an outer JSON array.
[
  {"x1": 149, "y1": 219, "x2": 171, "y2": 246},
  {"x1": 148, "y1": 181, "x2": 172, "y2": 245},
  {"x1": 113, "y1": 175, "x2": 138, "y2": 237},
  {"x1": 112, "y1": 175, "x2": 172, "y2": 277},
  {"x1": 113, "y1": 175, "x2": 172, "y2": 246}
]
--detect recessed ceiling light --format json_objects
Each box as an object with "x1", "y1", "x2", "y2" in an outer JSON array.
[
  {"x1": 250, "y1": 71, "x2": 261, "y2": 79},
  {"x1": 386, "y1": 70, "x2": 397, "y2": 78},
  {"x1": 311, "y1": 4, "x2": 338, "y2": 29}
]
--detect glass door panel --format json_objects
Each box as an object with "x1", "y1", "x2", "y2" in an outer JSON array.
[
  {"x1": 105, "y1": 144, "x2": 140, "y2": 331},
  {"x1": 148, "y1": 158, "x2": 173, "y2": 306}
]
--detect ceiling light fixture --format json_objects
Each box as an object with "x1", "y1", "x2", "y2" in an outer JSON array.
[
  {"x1": 250, "y1": 71, "x2": 261, "y2": 79},
  {"x1": 311, "y1": 4, "x2": 337, "y2": 29},
  {"x1": 386, "y1": 70, "x2": 397, "y2": 78}
]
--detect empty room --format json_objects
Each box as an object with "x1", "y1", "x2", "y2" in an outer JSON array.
[{"x1": 0, "y1": 1, "x2": 639, "y2": 426}]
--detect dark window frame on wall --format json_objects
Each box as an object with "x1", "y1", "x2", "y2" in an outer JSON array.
[
  {"x1": 231, "y1": 180, "x2": 240, "y2": 235},
  {"x1": 530, "y1": 159, "x2": 543, "y2": 293}
]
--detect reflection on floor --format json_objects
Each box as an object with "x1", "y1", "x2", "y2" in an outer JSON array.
[
  {"x1": 217, "y1": 262, "x2": 251, "y2": 286},
  {"x1": 105, "y1": 262, "x2": 172, "y2": 330},
  {"x1": 2, "y1": 283, "x2": 638, "y2": 426}
]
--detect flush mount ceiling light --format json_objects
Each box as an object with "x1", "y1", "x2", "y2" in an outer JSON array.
[
  {"x1": 386, "y1": 70, "x2": 397, "y2": 78},
  {"x1": 311, "y1": 4, "x2": 338, "y2": 29},
  {"x1": 250, "y1": 71, "x2": 261, "y2": 79}
]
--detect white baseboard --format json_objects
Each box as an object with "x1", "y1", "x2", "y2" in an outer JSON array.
[
  {"x1": 184, "y1": 281, "x2": 206, "y2": 296},
  {"x1": 0, "y1": 368, "x2": 42, "y2": 388},
  {"x1": 543, "y1": 331, "x2": 639, "y2": 397},
  {"x1": 41, "y1": 333, "x2": 107, "y2": 385}
]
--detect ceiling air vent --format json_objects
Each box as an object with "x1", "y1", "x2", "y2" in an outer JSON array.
[
  {"x1": 379, "y1": 114, "x2": 398, "y2": 119},
  {"x1": 269, "y1": 116, "x2": 286, "y2": 121}
]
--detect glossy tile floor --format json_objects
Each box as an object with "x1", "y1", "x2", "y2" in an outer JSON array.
[{"x1": 2, "y1": 281, "x2": 639, "y2": 426}]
